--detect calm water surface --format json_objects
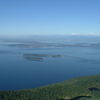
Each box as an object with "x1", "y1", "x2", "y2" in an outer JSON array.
[{"x1": 0, "y1": 37, "x2": 100, "y2": 90}]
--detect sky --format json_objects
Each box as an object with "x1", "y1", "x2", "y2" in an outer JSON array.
[{"x1": 0, "y1": 0, "x2": 100, "y2": 36}]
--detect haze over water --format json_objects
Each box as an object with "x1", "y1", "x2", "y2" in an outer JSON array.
[{"x1": 0, "y1": 35, "x2": 100, "y2": 90}]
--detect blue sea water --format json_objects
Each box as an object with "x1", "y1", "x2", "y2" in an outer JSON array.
[{"x1": 0, "y1": 36, "x2": 100, "y2": 90}]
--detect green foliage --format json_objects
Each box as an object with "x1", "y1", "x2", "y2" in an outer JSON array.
[{"x1": 0, "y1": 75, "x2": 100, "y2": 100}]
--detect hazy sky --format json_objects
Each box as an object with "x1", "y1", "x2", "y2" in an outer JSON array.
[{"x1": 0, "y1": 0, "x2": 100, "y2": 36}]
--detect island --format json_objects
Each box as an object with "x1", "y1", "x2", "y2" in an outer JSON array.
[{"x1": 23, "y1": 54, "x2": 62, "y2": 62}]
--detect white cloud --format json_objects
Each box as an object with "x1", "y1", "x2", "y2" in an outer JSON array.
[{"x1": 68, "y1": 33, "x2": 100, "y2": 36}]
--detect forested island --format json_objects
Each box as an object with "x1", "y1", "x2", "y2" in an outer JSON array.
[
  {"x1": 0, "y1": 75, "x2": 100, "y2": 100},
  {"x1": 23, "y1": 54, "x2": 62, "y2": 61}
]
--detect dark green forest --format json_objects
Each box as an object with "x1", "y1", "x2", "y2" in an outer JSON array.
[{"x1": 0, "y1": 75, "x2": 100, "y2": 100}]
